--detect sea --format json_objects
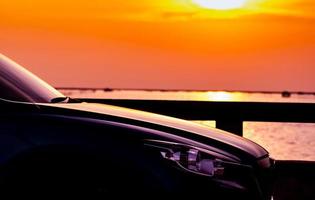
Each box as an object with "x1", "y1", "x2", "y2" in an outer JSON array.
[{"x1": 59, "y1": 89, "x2": 315, "y2": 161}]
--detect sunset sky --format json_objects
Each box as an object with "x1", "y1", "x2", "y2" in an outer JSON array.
[{"x1": 1, "y1": 0, "x2": 315, "y2": 91}]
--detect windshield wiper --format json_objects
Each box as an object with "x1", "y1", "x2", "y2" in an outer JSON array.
[
  {"x1": 51, "y1": 97, "x2": 82, "y2": 103},
  {"x1": 51, "y1": 97, "x2": 69, "y2": 103}
]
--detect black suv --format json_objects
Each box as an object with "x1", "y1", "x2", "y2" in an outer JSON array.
[{"x1": 1, "y1": 54, "x2": 312, "y2": 199}]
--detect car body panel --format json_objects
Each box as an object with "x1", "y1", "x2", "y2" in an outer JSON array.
[{"x1": 38, "y1": 102, "x2": 269, "y2": 160}]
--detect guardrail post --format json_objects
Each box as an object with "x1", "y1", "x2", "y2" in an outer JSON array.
[{"x1": 216, "y1": 119, "x2": 243, "y2": 136}]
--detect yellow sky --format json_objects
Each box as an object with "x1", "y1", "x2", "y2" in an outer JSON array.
[
  {"x1": 1, "y1": 0, "x2": 314, "y2": 20},
  {"x1": 1, "y1": 0, "x2": 315, "y2": 91}
]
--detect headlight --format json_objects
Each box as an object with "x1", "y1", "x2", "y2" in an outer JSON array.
[
  {"x1": 145, "y1": 140, "x2": 240, "y2": 177},
  {"x1": 161, "y1": 146, "x2": 226, "y2": 177},
  {"x1": 145, "y1": 140, "x2": 272, "y2": 199},
  {"x1": 145, "y1": 140, "x2": 267, "y2": 193}
]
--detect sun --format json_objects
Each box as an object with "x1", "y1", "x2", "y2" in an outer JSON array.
[{"x1": 192, "y1": 0, "x2": 247, "y2": 10}]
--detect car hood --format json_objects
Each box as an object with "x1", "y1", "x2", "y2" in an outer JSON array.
[{"x1": 39, "y1": 102, "x2": 269, "y2": 159}]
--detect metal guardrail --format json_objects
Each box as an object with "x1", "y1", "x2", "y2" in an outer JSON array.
[{"x1": 79, "y1": 99, "x2": 315, "y2": 136}]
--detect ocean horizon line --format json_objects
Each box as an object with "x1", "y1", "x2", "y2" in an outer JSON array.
[{"x1": 56, "y1": 87, "x2": 315, "y2": 95}]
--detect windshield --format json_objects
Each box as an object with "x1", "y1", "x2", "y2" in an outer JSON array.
[{"x1": 0, "y1": 54, "x2": 65, "y2": 103}]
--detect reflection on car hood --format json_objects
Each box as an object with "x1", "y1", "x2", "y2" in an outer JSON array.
[{"x1": 41, "y1": 102, "x2": 269, "y2": 159}]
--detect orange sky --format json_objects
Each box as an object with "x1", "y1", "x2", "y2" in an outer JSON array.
[{"x1": 1, "y1": 0, "x2": 315, "y2": 91}]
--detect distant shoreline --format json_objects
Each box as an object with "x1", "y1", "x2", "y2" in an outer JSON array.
[{"x1": 56, "y1": 87, "x2": 315, "y2": 95}]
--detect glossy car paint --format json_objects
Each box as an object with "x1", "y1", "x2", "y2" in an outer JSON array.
[{"x1": 39, "y1": 102, "x2": 269, "y2": 162}]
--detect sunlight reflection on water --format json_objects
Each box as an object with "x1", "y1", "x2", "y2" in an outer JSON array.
[
  {"x1": 60, "y1": 89, "x2": 315, "y2": 161},
  {"x1": 62, "y1": 89, "x2": 315, "y2": 103}
]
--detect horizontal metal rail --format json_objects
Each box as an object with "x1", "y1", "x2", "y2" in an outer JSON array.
[{"x1": 79, "y1": 99, "x2": 315, "y2": 136}]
